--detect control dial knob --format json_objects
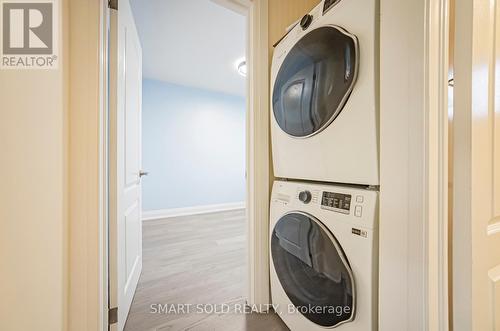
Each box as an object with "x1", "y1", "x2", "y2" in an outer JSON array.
[
  {"x1": 298, "y1": 190, "x2": 312, "y2": 204},
  {"x1": 300, "y1": 14, "x2": 313, "y2": 30}
]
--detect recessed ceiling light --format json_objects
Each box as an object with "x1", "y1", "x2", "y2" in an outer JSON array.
[{"x1": 236, "y1": 58, "x2": 247, "y2": 77}]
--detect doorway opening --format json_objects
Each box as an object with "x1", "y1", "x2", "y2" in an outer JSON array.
[
  {"x1": 127, "y1": 0, "x2": 248, "y2": 330},
  {"x1": 107, "y1": 1, "x2": 282, "y2": 330}
]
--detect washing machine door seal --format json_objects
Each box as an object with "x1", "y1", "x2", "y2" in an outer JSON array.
[
  {"x1": 272, "y1": 26, "x2": 359, "y2": 138},
  {"x1": 271, "y1": 211, "x2": 356, "y2": 328}
]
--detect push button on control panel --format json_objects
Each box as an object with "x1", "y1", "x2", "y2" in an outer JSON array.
[
  {"x1": 354, "y1": 205, "x2": 363, "y2": 217},
  {"x1": 356, "y1": 195, "x2": 364, "y2": 203}
]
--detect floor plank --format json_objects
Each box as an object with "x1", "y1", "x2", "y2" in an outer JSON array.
[{"x1": 124, "y1": 209, "x2": 289, "y2": 331}]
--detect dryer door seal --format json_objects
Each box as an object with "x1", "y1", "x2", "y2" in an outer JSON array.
[
  {"x1": 271, "y1": 211, "x2": 356, "y2": 327},
  {"x1": 272, "y1": 26, "x2": 359, "y2": 138}
]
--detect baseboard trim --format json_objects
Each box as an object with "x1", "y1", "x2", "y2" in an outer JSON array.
[{"x1": 142, "y1": 202, "x2": 246, "y2": 221}]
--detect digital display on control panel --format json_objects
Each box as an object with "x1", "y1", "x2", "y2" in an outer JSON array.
[
  {"x1": 323, "y1": 0, "x2": 341, "y2": 14},
  {"x1": 321, "y1": 191, "x2": 351, "y2": 213}
]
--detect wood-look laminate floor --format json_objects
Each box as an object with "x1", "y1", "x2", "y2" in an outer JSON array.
[{"x1": 124, "y1": 209, "x2": 289, "y2": 331}]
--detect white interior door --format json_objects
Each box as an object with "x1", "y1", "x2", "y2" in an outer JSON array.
[
  {"x1": 454, "y1": 0, "x2": 500, "y2": 329},
  {"x1": 109, "y1": 0, "x2": 143, "y2": 330}
]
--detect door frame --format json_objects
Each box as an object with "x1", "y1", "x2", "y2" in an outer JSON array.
[
  {"x1": 378, "y1": 0, "x2": 450, "y2": 329},
  {"x1": 425, "y1": 0, "x2": 451, "y2": 328},
  {"x1": 101, "y1": 0, "x2": 270, "y2": 328}
]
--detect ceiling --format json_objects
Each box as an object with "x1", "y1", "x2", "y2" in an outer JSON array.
[{"x1": 130, "y1": 0, "x2": 247, "y2": 96}]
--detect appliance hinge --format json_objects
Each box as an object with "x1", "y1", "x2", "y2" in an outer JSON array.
[
  {"x1": 108, "y1": 307, "x2": 118, "y2": 325},
  {"x1": 108, "y1": 0, "x2": 118, "y2": 10}
]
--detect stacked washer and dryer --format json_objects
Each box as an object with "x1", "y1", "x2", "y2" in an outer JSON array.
[{"x1": 269, "y1": 0, "x2": 379, "y2": 330}]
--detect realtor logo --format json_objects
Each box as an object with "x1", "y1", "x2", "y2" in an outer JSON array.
[{"x1": 1, "y1": 0, "x2": 58, "y2": 69}]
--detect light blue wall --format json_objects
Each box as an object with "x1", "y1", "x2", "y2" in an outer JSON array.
[{"x1": 142, "y1": 79, "x2": 246, "y2": 211}]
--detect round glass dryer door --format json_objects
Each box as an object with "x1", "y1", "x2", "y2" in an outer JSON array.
[
  {"x1": 272, "y1": 26, "x2": 358, "y2": 137},
  {"x1": 271, "y1": 212, "x2": 355, "y2": 327}
]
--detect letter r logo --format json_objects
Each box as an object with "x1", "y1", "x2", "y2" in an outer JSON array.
[{"x1": 2, "y1": 2, "x2": 53, "y2": 54}]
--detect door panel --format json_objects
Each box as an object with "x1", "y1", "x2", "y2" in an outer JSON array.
[
  {"x1": 488, "y1": 266, "x2": 500, "y2": 329},
  {"x1": 453, "y1": 0, "x2": 500, "y2": 329},
  {"x1": 125, "y1": 30, "x2": 141, "y2": 188},
  {"x1": 124, "y1": 201, "x2": 140, "y2": 282},
  {"x1": 109, "y1": 0, "x2": 143, "y2": 330}
]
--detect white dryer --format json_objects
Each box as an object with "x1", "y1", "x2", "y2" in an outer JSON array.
[
  {"x1": 270, "y1": 180, "x2": 378, "y2": 330},
  {"x1": 271, "y1": 0, "x2": 379, "y2": 185}
]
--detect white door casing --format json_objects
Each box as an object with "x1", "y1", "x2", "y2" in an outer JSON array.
[
  {"x1": 245, "y1": 0, "x2": 271, "y2": 309},
  {"x1": 109, "y1": 0, "x2": 143, "y2": 330},
  {"x1": 454, "y1": 0, "x2": 500, "y2": 329}
]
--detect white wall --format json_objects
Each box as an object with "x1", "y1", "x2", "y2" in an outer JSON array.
[{"x1": 0, "y1": 2, "x2": 67, "y2": 331}]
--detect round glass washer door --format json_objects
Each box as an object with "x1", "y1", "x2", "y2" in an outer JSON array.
[
  {"x1": 271, "y1": 212, "x2": 355, "y2": 327},
  {"x1": 272, "y1": 26, "x2": 358, "y2": 138}
]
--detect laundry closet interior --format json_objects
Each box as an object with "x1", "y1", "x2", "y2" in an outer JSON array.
[
  {"x1": 95, "y1": 0, "x2": 450, "y2": 330},
  {"x1": 268, "y1": 0, "x2": 379, "y2": 330}
]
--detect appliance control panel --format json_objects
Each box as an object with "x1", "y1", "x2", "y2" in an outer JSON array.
[
  {"x1": 321, "y1": 191, "x2": 352, "y2": 214},
  {"x1": 272, "y1": 181, "x2": 378, "y2": 230}
]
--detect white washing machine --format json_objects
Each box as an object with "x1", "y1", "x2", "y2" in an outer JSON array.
[
  {"x1": 270, "y1": 180, "x2": 378, "y2": 330},
  {"x1": 271, "y1": 0, "x2": 379, "y2": 185}
]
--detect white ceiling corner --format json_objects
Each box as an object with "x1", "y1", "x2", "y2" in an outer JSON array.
[{"x1": 129, "y1": 0, "x2": 247, "y2": 97}]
